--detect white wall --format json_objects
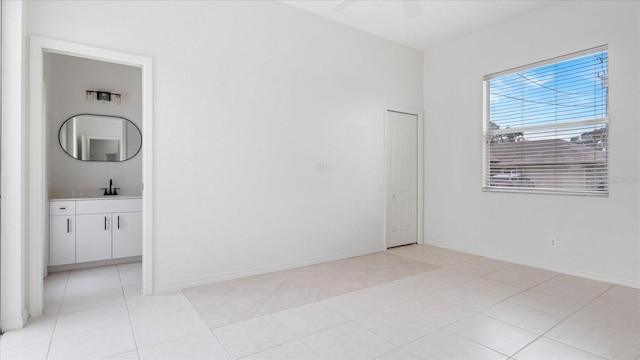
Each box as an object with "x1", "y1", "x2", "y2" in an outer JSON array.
[
  {"x1": 424, "y1": 1, "x2": 640, "y2": 287},
  {"x1": 44, "y1": 53, "x2": 142, "y2": 196},
  {"x1": 1, "y1": 0, "x2": 28, "y2": 330},
  {"x1": 27, "y1": 1, "x2": 423, "y2": 292}
]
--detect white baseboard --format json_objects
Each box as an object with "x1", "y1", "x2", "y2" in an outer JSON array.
[
  {"x1": 48, "y1": 256, "x2": 142, "y2": 273},
  {"x1": 424, "y1": 241, "x2": 640, "y2": 289},
  {"x1": 504, "y1": 256, "x2": 640, "y2": 289},
  {"x1": 153, "y1": 246, "x2": 385, "y2": 295},
  {"x1": 1, "y1": 309, "x2": 29, "y2": 331}
]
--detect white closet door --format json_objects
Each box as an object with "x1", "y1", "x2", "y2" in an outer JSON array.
[{"x1": 386, "y1": 111, "x2": 418, "y2": 248}]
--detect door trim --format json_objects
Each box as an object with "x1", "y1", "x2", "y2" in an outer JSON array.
[
  {"x1": 28, "y1": 36, "x2": 154, "y2": 316},
  {"x1": 384, "y1": 106, "x2": 424, "y2": 248}
]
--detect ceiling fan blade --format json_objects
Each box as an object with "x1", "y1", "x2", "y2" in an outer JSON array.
[
  {"x1": 402, "y1": 1, "x2": 422, "y2": 18},
  {"x1": 333, "y1": 0, "x2": 357, "y2": 12}
]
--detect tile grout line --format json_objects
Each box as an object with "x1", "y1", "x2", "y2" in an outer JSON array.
[
  {"x1": 510, "y1": 282, "x2": 615, "y2": 359},
  {"x1": 117, "y1": 264, "x2": 142, "y2": 359},
  {"x1": 247, "y1": 278, "x2": 288, "y2": 320},
  {"x1": 208, "y1": 252, "x2": 436, "y2": 329},
  {"x1": 31, "y1": 248, "x2": 636, "y2": 360},
  {"x1": 187, "y1": 281, "x2": 241, "y2": 317},
  {"x1": 208, "y1": 328, "x2": 234, "y2": 360},
  {"x1": 230, "y1": 249, "x2": 590, "y2": 358},
  {"x1": 45, "y1": 270, "x2": 70, "y2": 359},
  {"x1": 211, "y1": 266, "x2": 436, "y2": 360},
  {"x1": 395, "y1": 264, "x2": 561, "y2": 358},
  {"x1": 230, "y1": 256, "x2": 460, "y2": 359},
  {"x1": 471, "y1": 274, "x2": 614, "y2": 359},
  {"x1": 229, "y1": 315, "x2": 303, "y2": 360}
]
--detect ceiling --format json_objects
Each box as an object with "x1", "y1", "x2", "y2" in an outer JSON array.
[{"x1": 280, "y1": 0, "x2": 548, "y2": 51}]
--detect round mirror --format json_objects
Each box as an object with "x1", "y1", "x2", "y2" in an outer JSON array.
[{"x1": 58, "y1": 114, "x2": 142, "y2": 162}]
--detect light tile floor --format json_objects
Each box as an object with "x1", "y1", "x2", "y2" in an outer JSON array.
[{"x1": 1, "y1": 244, "x2": 639, "y2": 359}]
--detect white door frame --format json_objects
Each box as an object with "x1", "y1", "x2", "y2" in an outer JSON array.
[
  {"x1": 383, "y1": 106, "x2": 424, "y2": 248},
  {"x1": 28, "y1": 36, "x2": 154, "y2": 316}
]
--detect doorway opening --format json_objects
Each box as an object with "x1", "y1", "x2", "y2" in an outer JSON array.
[{"x1": 28, "y1": 37, "x2": 154, "y2": 318}]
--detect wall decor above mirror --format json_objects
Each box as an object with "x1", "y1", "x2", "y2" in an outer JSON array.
[{"x1": 58, "y1": 114, "x2": 142, "y2": 162}]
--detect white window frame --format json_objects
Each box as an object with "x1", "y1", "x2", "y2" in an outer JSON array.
[{"x1": 482, "y1": 45, "x2": 609, "y2": 196}]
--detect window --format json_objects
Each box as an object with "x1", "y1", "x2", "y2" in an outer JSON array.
[{"x1": 483, "y1": 46, "x2": 609, "y2": 196}]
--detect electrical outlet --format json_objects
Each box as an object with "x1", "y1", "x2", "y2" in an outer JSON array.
[{"x1": 549, "y1": 237, "x2": 557, "y2": 248}]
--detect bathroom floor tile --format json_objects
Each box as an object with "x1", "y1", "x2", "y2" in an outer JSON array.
[
  {"x1": 64, "y1": 265, "x2": 122, "y2": 296},
  {"x1": 123, "y1": 283, "x2": 144, "y2": 301},
  {"x1": 41, "y1": 295, "x2": 64, "y2": 319},
  {"x1": 118, "y1": 262, "x2": 143, "y2": 287},
  {"x1": 44, "y1": 271, "x2": 69, "y2": 299}
]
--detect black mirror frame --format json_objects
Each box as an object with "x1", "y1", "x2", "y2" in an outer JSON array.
[{"x1": 58, "y1": 113, "x2": 142, "y2": 162}]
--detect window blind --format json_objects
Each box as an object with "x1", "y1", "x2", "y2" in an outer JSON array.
[{"x1": 483, "y1": 46, "x2": 609, "y2": 196}]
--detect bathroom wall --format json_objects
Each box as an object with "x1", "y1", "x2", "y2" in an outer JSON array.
[
  {"x1": 44, "y1": 53, "x2": 142, "y2": 197},
  {"x1": 28, "y1": 1, "x2": 424, "y2": 293}
]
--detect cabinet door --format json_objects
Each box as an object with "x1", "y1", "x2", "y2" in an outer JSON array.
[
  {"x1": 76, "y1": 213, "x2": 112, "y2": 263},
  {"x1": 112, "y1": 212, "x2": 142, "y2": 258},
  {"x1": 50, "y1": 216, "x2": 76, "y2": 266}
]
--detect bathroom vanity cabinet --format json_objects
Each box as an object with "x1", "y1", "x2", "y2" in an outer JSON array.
[{"x1": 49, "y1": 197, "x2": 142, "y2": 266}]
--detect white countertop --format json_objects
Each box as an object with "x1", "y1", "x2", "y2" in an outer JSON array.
[
  {"x1": 49, "y1": 187, "x2": 142, "y2": 201},
  {"x1": 50, "y1": 195, "x2": 142, "y2": 201}
]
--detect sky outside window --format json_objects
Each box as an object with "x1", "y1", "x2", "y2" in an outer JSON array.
[{"x1": 488, "y1": 51, "x2": 608, "y2": 142}]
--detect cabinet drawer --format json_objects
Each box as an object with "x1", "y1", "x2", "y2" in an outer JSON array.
[
  {"x1": 50, "y1": 201, "x2": 76, "y2": 216},
  {"x1": 76, "y1": 198, "x2": 142, "y2": 214}
]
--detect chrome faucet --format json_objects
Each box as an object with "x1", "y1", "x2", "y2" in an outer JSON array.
[{"x1": 102, "y1": 179, "x2": 120, "y2": 196}]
